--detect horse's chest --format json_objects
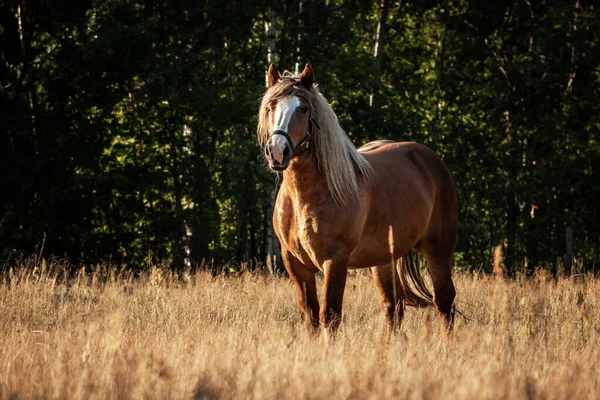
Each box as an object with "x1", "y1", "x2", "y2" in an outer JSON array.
[
  {"x1": 297, "y1": 213, "x2": 319, "y2": 246},
  {"x1": 295, "y1": 214, "x2": 321, "y2": 255},
  {"x1": 278, "y1": 207, "x2": 327, "y2": 266}
]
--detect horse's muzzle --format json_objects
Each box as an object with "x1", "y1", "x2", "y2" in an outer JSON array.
[{"x1": 267, "y1": 136, "x2": 292, "y2": 171}]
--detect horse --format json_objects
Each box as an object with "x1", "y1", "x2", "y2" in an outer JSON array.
[{"x1": 257, "y1": 64, "x2": 458, "y2": 335}]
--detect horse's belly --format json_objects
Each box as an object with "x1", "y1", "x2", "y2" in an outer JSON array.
[
  {"x1": 347, "y1": 208, "x2": 430, "y2": 268},
  {"x1": 347, "y1": 234, "x2": 419, "y2": 269}
]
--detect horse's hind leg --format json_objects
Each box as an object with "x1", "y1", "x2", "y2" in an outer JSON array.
[
  {"x1": 422, "y1": 253, "x2": 456, "y2": 329},
  {"x1": 282, "y1": 251, "x2": 320, "y2": 331},
  {"x1": 371, "y1": 264, "x2": 404, "y2": 333}
]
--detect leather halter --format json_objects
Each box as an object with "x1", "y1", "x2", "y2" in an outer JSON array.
[{"x1": 269, "y1": 116, "x2": 320, "y2": 157}]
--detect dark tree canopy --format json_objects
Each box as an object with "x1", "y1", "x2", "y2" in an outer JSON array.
[{"x1": 1, "y1": 0, "x2": 598, "y2": 275}]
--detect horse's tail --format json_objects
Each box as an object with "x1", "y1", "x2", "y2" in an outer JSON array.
[{"x1": 398, "y1": 250, "x2": 434, "y2": 308}]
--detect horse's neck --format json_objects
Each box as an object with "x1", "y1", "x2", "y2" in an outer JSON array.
[{"x1": 282, "y1": 150, "x2": 328, "y2": 203}]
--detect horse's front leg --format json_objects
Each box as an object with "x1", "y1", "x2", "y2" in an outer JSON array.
[
  {"x1": 320, "y1": 256, "x2": 349, "y2": 334},
  {"x1": 282, "y1": 251, "x2": 320, "y2": 332}
]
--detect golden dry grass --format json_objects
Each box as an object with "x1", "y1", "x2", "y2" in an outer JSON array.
[{"x1": 1, "y1": 261, "x2": 599, "y2": 399}]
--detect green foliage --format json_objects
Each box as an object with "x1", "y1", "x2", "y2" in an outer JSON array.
[{"x1": 1, "y1": 0, "x2": 598, "y2": 274}]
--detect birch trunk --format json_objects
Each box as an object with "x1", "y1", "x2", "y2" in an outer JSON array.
[
  {"x1": 264, "y1": 9, "x2": 282, "y2": 273},
  {"x1": 17, "y1": 4, "x2": 37, "y2": 147},
  {"x1": 295, "y1": 0, "x2": 304, "y2": 74},
  {"x1": 265, "y1": 9, "x2": 277, "y2": 77},
  {"x1": 370, "y1": 0, "x2": 389, "y2": 110}
]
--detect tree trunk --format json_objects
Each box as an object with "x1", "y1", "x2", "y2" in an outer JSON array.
[
  {"x1": 505, "y1": 193, "x2": 516, "y2": 278},
  {"x1": 225, "y1": 37, "x2": 236, "y2": 102},
  {"x1": 17, "y1": 2, "x2": 40, "y2": 232},
  {"x1": 236, "y1": 153, "x2": 253, "y2": 265},
  {"x1": 369, "y1": 0, "x2": 390, "y2": 110},
  {"x1": 17, "y1": 4, "x2": 37, "y2": 150},
  {"x1": 190, "y1": 128, "x2": 218, "y2": 267},
  {"x1": 565, "y1": 225, "x2": 573, "y2": 276},
  {"x1": 295, "y1": 0, "x2": 305, "y2": 74},
  {"x1": 265, "y1": 9, "x2": 277, "y2": 72},
  {"x1": 264, "y1": 9, "x2": 282, "y2": 273},
  {"x1": 504, "y1": 110, "x2": 516, "y2": 278},
  {"x1": 165, "y1": 111, "x2": 187, "y2": 271},
  {"x1": 432, "y1": 26, "x2": 446, "y2": 150}
]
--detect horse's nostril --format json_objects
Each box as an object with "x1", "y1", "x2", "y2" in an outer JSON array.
[{"x1": 283, "y1": 145, "x2": 291, "y2": 159}]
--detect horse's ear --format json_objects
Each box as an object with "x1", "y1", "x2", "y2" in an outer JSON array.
[
  {"x1": 267, "y1": 64, "x2": 280, "y2": 87},
  {"x1": 300, "y1": 64, "x2": 314, "y2": 89}
]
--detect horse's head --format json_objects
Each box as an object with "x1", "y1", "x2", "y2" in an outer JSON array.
[{"x1": 258, "y1": 64, "x2": 317, "y2": 171}]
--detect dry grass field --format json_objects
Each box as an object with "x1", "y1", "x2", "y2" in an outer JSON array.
[{"x1": 1, "y1": 260, "x2": 599, "y2": 399}]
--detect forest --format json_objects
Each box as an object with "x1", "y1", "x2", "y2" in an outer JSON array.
[{"x1": 1, "y1": 0, "x2": 598, "y2": 276}]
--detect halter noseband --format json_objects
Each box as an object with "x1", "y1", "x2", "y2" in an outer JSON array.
[{"x1": 269, "y1": 116, "x2": 320, "y2": 157}]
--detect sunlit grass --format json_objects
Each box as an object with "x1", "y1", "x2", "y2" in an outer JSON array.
[{"x1": 0, "y1": 259, "x2": 598, "y2": 399}]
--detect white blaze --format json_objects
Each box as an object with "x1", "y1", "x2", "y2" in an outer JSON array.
[{"x1": 271, "y1": 96, "x2": 300, "y2": 163}]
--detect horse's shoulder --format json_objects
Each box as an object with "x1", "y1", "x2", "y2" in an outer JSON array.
[{"x1": 275, "y1": 185, "x2": 292, "y2": 209}]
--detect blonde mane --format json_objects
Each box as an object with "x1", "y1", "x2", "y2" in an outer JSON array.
[{"x1": 257, "y1": 71, "x2": 373, "y2": 207}]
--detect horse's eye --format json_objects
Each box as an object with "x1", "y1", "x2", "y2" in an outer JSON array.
[
  {"x1": 266, "y1": 106, "x2": 271, "y2": 113},
  {"x1": 300, "y1": 107, "x2": 308, "y2": 114}
]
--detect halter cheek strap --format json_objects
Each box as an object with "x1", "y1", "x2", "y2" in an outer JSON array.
[{"x1": 269, "y1": 116, "x2": 320, "y2": 157}]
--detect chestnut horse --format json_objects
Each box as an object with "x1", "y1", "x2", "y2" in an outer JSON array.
[{"x1": 258, "y1": 64, "x2": 458, "y2": 334}]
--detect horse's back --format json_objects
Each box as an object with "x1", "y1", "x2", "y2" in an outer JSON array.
[
  {"x1": 359, "y1": 140, "x2": 438, "y2": 161},
  {"x1": 347, "y1": 140, "x2": 457, "y2": 267},
  {"x1": 360, "y1": 141, "x2": 453, "y2": 189},
  {"x1": 358, "y1": 140, "x2": 396, "y2": 153}
]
